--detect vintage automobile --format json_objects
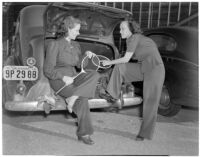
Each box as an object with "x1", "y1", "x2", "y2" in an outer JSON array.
[
  {"x1": 3, "y1": 2, "x2": 143, "y2": 114},
  {"x1": 4, "y1": 3, "x2": 197, "y2": 117},
  {"x1": 144, "y1": 27, "x2": 199, "y2": 116}
]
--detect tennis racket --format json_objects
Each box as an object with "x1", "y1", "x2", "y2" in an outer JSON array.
[
  {"x1": 55, "y1": 54, "x2": 111, "y2": 95},
  {"x1": 92, "y1": 55, "x2": 112, "y2": 70}
]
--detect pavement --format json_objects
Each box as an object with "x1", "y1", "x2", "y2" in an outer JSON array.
[{"x1": 3, "y1": 111, "x2": 198, "y2": 156}]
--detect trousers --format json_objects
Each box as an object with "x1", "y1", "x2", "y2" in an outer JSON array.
[
  {"x1": 107, "y1": 63, "x2": 165, "y2": 139},
  {"x1": 49, "y1": 71, "x2": 100, "y2": 136},
  {"x1": 73, "y1": 97, "x2": 94, "y2": 136}
]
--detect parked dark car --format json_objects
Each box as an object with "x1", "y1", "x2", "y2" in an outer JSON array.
[
  {"x1": 3, "y1": 2, "x2": 142, "y2": 113},
  {"x1": 144, "y1": 27, "x2": 198, "y2": 116}
]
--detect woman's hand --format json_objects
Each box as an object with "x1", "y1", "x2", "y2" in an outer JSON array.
[
  {"x1": 102, "y1": 60, "x2": 112, "y2": 66},
  {"x1": 62, "y1": 76, "x2": 74, "y2": 86},
  {"x1": 85, "y1": 50, "x2": 96, "y2": 58}
]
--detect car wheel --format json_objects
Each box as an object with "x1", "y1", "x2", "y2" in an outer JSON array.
[{"x1": 158, "y1": 84, "x2": 181, "y2": 117}]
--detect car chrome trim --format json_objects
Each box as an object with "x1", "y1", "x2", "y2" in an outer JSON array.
[
  {"x1": 5, "y1": 97, "x2": 142, "y2": 111},
  {"x1": 162, "y1": 56, "x2": 198, "y2": 67}
]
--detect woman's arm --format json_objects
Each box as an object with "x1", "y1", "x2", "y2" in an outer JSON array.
[
  {"x1": 44, "y1": 40, "x2": 74, "y2": 85},
  {"x1": 107, "y1": 51, "x2": 134, "y2": 65},
  {"x1": 102, "y1": 34, "x2": 140, "y2": 66},
  {"x1": 44, "y1": 40, "x2": 62, "y2": 80}
]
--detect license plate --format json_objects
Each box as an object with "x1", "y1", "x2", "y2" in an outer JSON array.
[{"x1": 3, "y1": 66, "x2": 38, "y2": 81}]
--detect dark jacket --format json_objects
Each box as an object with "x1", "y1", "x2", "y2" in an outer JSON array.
[{"x1": 44, "y1": 38, "x2": 82, "y2": 80}]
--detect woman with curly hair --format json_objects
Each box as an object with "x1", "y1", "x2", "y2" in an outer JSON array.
[{"x1": 102, "y1": 20, "x2": 165, "y2": 141}]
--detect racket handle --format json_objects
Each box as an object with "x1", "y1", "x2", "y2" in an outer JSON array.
[
  {"x1": 55, "y1": 84, "x2": 67, "y2": 95},
  {"x1": 56, "y1": 72, "x2": 85, "y2": 95},
  {"x1": 72, "y1": 71, "x2": 85, "y2": 79},
  {"x1": 72, "y1": 74, "x2": 79, "y2": 80}
]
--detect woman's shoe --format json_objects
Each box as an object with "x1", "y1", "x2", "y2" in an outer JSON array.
[
  {"x1": 78, "y1": 135, "x2": 94, "y2": 145},
  {"x1": 135, "y1": 135, "x2": 144, "y2": 141},
  {"x1": 43, "y1": 102, "x2": 51, "y2": 115},
  {"x1": 65, "y1": 96, "x2": 78, "y2": 113},
  {"x1": 99, "y1": 92, "x2": 117, "y2": 103},
  {"x1": 67, "y1": 105, "x2": 73, "y2": 113}
]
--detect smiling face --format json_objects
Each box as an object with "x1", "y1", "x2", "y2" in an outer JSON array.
[
  {"x1": 68, "y1": 23, "x2": 81, "y2": 40},
  {"x1": 120, "y1": 21, "x2": 132, "y2": 39}
]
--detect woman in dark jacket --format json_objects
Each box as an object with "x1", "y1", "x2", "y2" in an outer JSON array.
[
  {"x1": 44, "y1": 16, "x2": 100, "y2": 145},
  {"x1": 102, "y1": 20, "x2": 165, "y2": 141}
]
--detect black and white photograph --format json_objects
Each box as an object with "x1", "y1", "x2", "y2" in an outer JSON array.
[{"x1": 2, "y1": 1, "x2": 199, "y2": 155}]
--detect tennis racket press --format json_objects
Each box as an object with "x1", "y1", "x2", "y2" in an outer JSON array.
[{"x1": 55, "y1": 53, "x2": 111, "y2": 95}]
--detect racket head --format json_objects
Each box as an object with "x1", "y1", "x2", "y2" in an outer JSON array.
[
  {"x1": 81, "y1": 55, "x2": 99, "y2": 72},
  {"x1": 81, "y1": 54, "x2": 112, "y2": 73},
  {"x1": 94, "y1": 55, "x2": 112, "y2": 69}
]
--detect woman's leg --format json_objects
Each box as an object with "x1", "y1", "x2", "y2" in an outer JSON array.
[
  {"x1": 65, "y1": 95, "x2": 79, "y2": 113},
  {"x1": 73, "y1": 71, "x2": 100, "y2": 98},
  {"x1": 138, "y1": 65, "x2": 165, "y2": 139},
  {"x1": 50, "y1": 80, "x2": 95, "y2": 144},
  {"x1": 49, "y1": 79, "x2": 74, "y2": 98},
  {"x1": 107, "y1": 63, "x2": 143, "y2": 99},
  {"x1": 49, "y1": 79, "x2": 75, "y2": 112},
  {"x1": 72, "y1": 97, "x2": 94, "y2": 137},
  {"x1": 65, "y1": 95, "x2": 78, "y2": 113},
  {"x1": 49, "y1": 71, "x2": 100, "y2": 99}
]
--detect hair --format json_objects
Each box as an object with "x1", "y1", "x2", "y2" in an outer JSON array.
[
  {"x1": 123, "y1": 20, "x2": 143, "y2": 34},
  {"x1": 63, "y1": 16, "x2": 81, "y2": 34}
]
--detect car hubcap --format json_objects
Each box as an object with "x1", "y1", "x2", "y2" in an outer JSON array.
[{"x1": 159, "y1": 86, "x2": 170, "y2": 109}]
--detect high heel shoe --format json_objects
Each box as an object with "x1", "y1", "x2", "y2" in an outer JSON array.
[
  {"x1": 99, "y1": 92, "x2": 117, "y2": 103},
  {"x1": 43, "y1": 102, "x2": 51, "y2": 115},
  {"x1": 135, "y1": 135, "x2": 144, "y2": 141},
  {"x1": 78, "y1": 135, "x2": 94, "y2": 145},
  {"x1": 67, "y1": 105, "x2": 73, "y2": 113},
  {"x1": 66, "y1": 96, "x2": 78, "y2": 113}
]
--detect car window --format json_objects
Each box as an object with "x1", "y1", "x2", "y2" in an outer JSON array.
[{"x1": 148, "y1": 34, "x2": 177, "y2": 53}]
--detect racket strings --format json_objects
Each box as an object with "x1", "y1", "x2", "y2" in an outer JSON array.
[
  {"x1": 91, "y1": 55, "x2": 111, "y2": 69},
  {"x1": 81, "y1": 55, "x2": 99, "y2": 72}
]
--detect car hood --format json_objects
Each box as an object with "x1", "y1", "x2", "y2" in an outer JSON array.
[{"x1": 45, "y1": 2, "x2": 132, "y2": 37}]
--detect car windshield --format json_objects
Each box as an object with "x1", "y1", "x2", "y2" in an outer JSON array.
[{"x1": 45, "y1": 4, "x2": 127, "y2": 37}]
